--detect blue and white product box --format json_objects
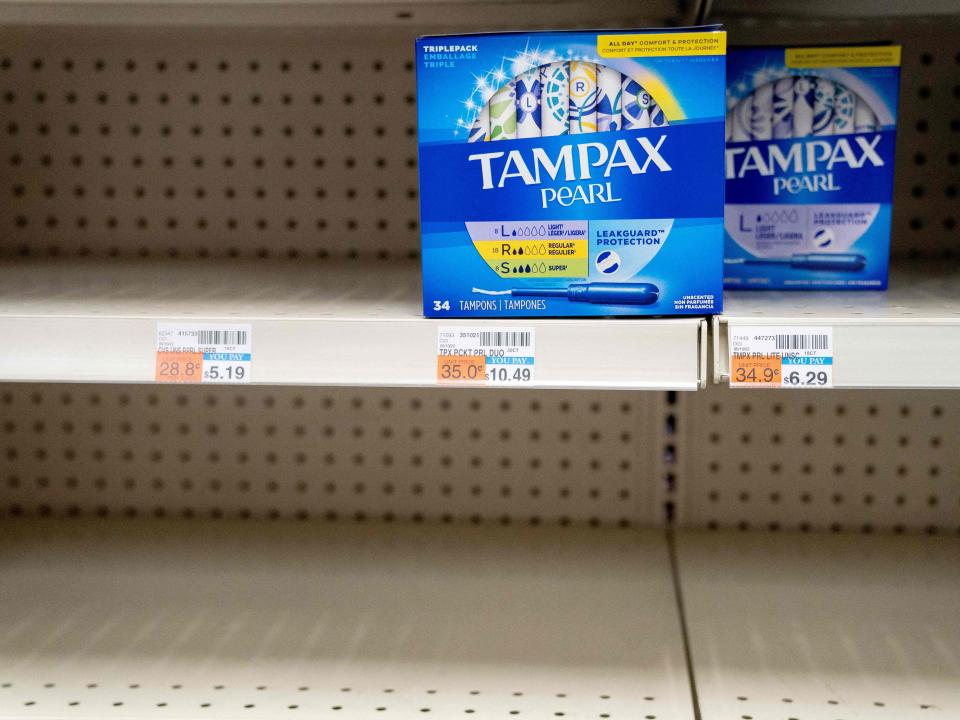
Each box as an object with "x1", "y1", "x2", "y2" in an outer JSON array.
[
  {"x1": 724, "y1": 45, "x2": 901, "y2": 289},
  {"x1": 416, "y1": 27, "x2": 726, "y2": 317}
]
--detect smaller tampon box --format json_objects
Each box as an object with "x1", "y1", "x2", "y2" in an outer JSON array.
[{"x1": 724, "y1": 44, "x2": 901, "y2": 290}]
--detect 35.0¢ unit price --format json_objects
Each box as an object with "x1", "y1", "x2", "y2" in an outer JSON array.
[{"x1": 438, "y1": 361, "x2": 484, "y2": 381}]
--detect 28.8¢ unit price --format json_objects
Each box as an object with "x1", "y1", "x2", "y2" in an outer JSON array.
[{"x1": 156, "y1": 352, "x2": 203, "y2": 383}]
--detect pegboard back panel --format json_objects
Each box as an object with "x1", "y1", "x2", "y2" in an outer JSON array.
[
  {"x1": 0, "y1": 384, "x2": 669, "y2": 527},
  {"x1": 678, "y1": 385, "x2": 960, "y2": 533},
  {"x1": 0, "y1": 26, "x2": 422, "y2": 260},
  {"x1": 714, "y1": 15, "x2": 960, "y2": 260},
  {"x1": 0, "y1": 15, "x2": 955, "y2": 260}
]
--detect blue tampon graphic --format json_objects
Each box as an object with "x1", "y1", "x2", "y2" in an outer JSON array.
[
  {"x1": 726, "y1": 253, "x2": 866, "y2": 272},
  {"x1": 596, "y1": 65, "x2": 623, "y2": 131},
  {"x1": 488, "y1": 80, "x2": 517, "y2": 141},
  {"x1": 750, "y1": 80, "x2": 773, "y2": 140},
  {"x1": 793, "y1": 76, "x2": 815, "y2": 136},
  {"x1": 812, "y1": 78, "x2": 836, "y2": 136},
  {"x1": 621, "y1": 77, "x2": 652, "y2": 129},
  {"x1": 732, "y1": 93, "x2": 752, "y2": 141},
  {"x1": 648, "y1": 101, "x2": 668, "y2": 127},
  {"x1": 772, "y1": 77, "x2": 794, "y2": 138},
  {"x1": 738, "y1": 76, "x2": 874, "y2": 140},
  {"x1": 568, "y1": 61, "x2": 598, "y2": 133},
  {"x1": 515, "y1": 67, "x2": 542, "y2": 138},
  {"x1": 833, "y1": 84, "x2": 855, "y2": 135},
  {"x1": 540, "y1": 61, "x2": 570, "y2": 136},
  {"x1": 468, "y1": 104, "x2": 489, "y2": 142},
  {"x1": 506, "y1": 282, "x2": 659, "y2": 305},
  {"x1": 854, "y1": 97, "x2": 878, "y2": 132}
]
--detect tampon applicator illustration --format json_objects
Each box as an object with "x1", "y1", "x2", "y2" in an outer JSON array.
[
  {"x1": 540, "y1": 61, "x2": 570, "y2": 136},
  {"x1": 596, "y1": 65, "x2": 623, "y2": 132},
  {"x1": 812, "y1": 78, "x2": 836, "y2": 136},
  {"x1": 568, "y1": 61, "x2": 598, "y2": 134},
  {"x1": 771, "y1": 77, "x2": 794, "y2": 138},
  {"x1": 515, "y1": 67, "x2": 542, "y2": 138},
  {"x1": 833, "y1": 84, "x2": 855, "y2": 135},
  {"x1": 749, "y1": 81, "x2": 773, "y2": 140},
  {"x1": 622, "y1": 78, "x2": 653, "y2": 129},
  {"x1": 473, "y1": 282, "x2": 659, "y2": 305},
  {"x1": 725, "y1": 253, "x2": 866, "y2": 272},
  {"x1": 792, "y1": 77, "x2": 815, "y2": 136}
]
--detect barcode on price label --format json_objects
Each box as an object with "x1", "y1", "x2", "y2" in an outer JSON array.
[
  {"x1": 479, "y1": 331, "x2": 532, "y2": 348},
  {"x1": 774, "y1": 333, "x2": 830, "y2": 350},
  {"x1": 156, "y1": 322, "x2": 252, "y2": 384},
  {"x1": 729, "y1": 326, "x2": 833, "y2": 389},
  {"x1": 437, "y1": 326, "x2": 535, "y2": 385},
  {"x1": 196, "y1": 329, "x2": 248, "y2": 346}
]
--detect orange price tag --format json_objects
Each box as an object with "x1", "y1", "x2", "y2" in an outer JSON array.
[
  {"x1": 730, "y1": 354, "x2": 782, "y2": 386},
  {"x1": 155, "y1": 351, "x2": 204, "y2": 383},
  {"x1": 437, "y1": 355, "x2": 486, "y2": 383}
]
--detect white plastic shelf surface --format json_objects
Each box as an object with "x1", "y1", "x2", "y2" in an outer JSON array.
[
  {"x1": 0, "y1": 519, "x2": 692, "y2": 719},
  {"x1": 678, "y1": 529, "x2": 960, "y2": 720}
]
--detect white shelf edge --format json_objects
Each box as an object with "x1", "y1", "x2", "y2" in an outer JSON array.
[
  {"x1": 715, "y1": 317, "x2": 960, "y2": 388},
  {"x1": 0, "y1": 260, "x2": 705, "y2": 390},
  {"x1": 713, "y1": 262, "x2": 960, "y2": 388},
  {"x1": 0, "y1": 315, "x2": 704, "y2": 389}
]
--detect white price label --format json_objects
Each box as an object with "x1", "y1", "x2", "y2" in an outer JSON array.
[
  {"x1": 156, "y1": 323, "x2": 252, "y2": 384},
  {"x1": 729, "y1": 326, "x2": 833, "y2": 389},
  {"x1": 437, "y1": 327, "x2": 535, "y2": 385}
]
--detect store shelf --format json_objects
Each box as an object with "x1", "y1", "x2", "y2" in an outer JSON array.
[
  {"x1": 678, "y1": 529, "x2": 960, "y2": 720},
  {"x1": 713, "y1": 262, "x2": 960, "y2": 388},
  {"x1": 0, "y1": 259, "x2": 706, "y2": 389},
  {"x1": 0, "y1": 0, "x2": 673, "y2": 27},
  {"x1": 0, "y1": 519, "x2": 691, "y2": 720}
]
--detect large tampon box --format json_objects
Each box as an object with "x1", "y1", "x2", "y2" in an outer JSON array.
[{"x1": 416, "y1": 28, "x2": 727, "y2": 317}]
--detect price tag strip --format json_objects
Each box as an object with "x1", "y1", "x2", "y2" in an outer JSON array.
[
  {"x1": 156, "y1": 323, "x2": 252, "y2": 384},
  {"x1": 437, "y1": 327, "x2": 535, "y2": 385},
  {"x1": 729, "y1": 326, "x2": 833, "y2": 389}
]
